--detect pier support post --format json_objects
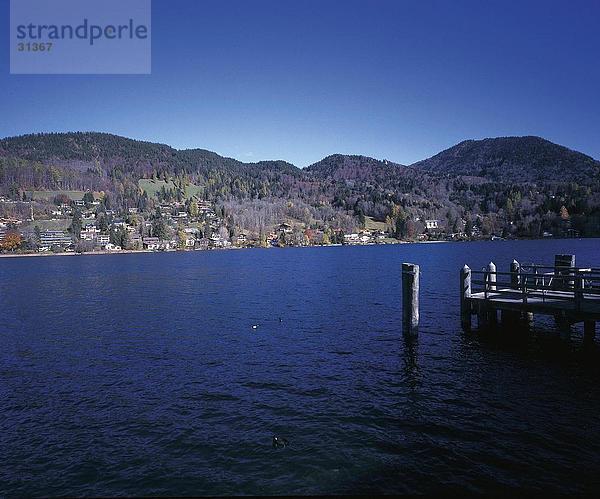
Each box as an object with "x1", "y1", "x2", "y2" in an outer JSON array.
[
  {"x1": 523, "y1": 311, "x2": 534, "y2": 328},
  {"x1": 584, "y1": 321, "x2": 596, "y2": 343},
  {"x1": 477, "y1": 302, "x2": 490, "y2": 330},
  {"x1": 555, "y1": 312, "x2": 571, "y2": 339},
  {"x1": 501, "y1": 309, "x2": 518, "y2": 329},
  {"x1": 510, "y1": 260, "x2": 520, "y2": 289},
  {"x1": 502, "y1": 260, "x2": 521, "y2": 329},
  {"x1": 485, "y1": 262, "x2": 498, "y2": 326},
  {"x1": 402, "y1": 263, "x2": 419, "y2": 336},
  {"x1": 460, "y1": 265, "x2": 472, "y2": 332},
  {"x1": 554, "y1": 254, "x2": 575, "y2": 290}
]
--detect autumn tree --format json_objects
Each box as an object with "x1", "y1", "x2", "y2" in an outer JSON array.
[
  {"x1": 1, "y1": 231, "x2": 22, "y2": 251},
  {"x1": 177, "y1": 229, "x2": 188, "y2": 249},
  {"x1": 188, "y1": 200, "x2": 199, "y2": 218}
]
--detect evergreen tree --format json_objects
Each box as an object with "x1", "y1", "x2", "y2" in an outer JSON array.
[
  {"x1": 152, "y1": 216, "x2": 168, "y2": 240},
  {"x1": 70, "y1": 209, "x2": 82, "y2": 239},
  {"x1": 34, "y1": 225, "x2": 42, "y2": 245},
  {"x1": 464, "y1": 217, "x2": 473, "y2": 237}
]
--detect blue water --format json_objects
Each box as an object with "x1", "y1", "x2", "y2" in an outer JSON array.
[{"x1": 1, "y1": 240, "x2": 600, "y2": 495}]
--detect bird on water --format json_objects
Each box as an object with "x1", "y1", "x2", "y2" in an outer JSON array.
[{"x1": 272, "y1": 436, "x2": 289, "y2": 448}]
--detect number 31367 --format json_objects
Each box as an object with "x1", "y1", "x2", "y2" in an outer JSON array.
[{"x1": 17, "y1": 42, "x2": 53, "y2": 52}]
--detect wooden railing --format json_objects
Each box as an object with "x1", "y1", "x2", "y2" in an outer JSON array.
[{"x1": 470, "y1": 266, "x2": 600, "y2": 310}]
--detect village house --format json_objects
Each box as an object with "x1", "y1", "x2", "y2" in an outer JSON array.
[
  {"x1": 143, "y1": 237, "x2": 161, "y2": 250},
  {"x1": 184, "y1": 237, "x2": 196, "y2": 248},
  {"x1": 0, "y1": 217, "x2": 22, "y2": 226},
  {"x1": 210, "y1": 234, "x2": 231, "y2": 248},
  {"x1": 344, "y1": 233, "x2": 360, "y2": 244},
  {"x1": 129, "y1": 234, "x2": 142, "y2": 248},
  {"x1": 40, "y1": 230, "x2": 72, "y2": 249},
  {"x1": 80, "y1": 226, "x2": 100, "y2": 241},
  {"x1": 98, "y1": 234, "x2": 110, "y2": 246},
  {"x1": 279, "y1": 223, "x2": 293, "y2": 234},
  {"x1": 195, "y1": 238, "x2": 209, "y2": 250},
  {"x1": 425, "y1": 219, "x2": 440, "y2": 230}
]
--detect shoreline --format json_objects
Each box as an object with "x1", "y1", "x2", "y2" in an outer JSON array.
[{"x1": 0, "y1": 237, "x2": 595, "y2": 260}]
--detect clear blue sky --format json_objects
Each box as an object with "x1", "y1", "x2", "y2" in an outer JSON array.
[{"x1": 1, "y1": 0, "x2": 599, "y2": 166}]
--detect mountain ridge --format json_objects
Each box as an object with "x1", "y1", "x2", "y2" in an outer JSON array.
[
  {"x1": 411, "y1": 135, "x2": 600, "y2": 183},
  {"x1": 1, "y1": 131, "x2": 599, "y2": 239}
]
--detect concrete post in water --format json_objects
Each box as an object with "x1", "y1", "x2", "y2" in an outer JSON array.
[
  {"x1": 402, "y1": 263, "x2": 419, "y2": 336},
  {"x1": 460, "y1": 265, "x2": 472, "y2": 332}
]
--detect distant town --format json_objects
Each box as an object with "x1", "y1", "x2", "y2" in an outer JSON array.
[
  {"x1": 0, "y1": 188, "x2": 522, "y2": 256},
  {"x1": 1, "y1": 133, "x2": 596, "y2": 257}
]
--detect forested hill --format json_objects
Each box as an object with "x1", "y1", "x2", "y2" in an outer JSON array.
[
  {"x1": 1, "y1": 132, "x2": 600, "y2": 238},
  {"x1": 412, "y1": 136, "x2": 600, "y2": 183},
  {"x1": 0, "y1": 132, "x2": 298, "y2": 178}
]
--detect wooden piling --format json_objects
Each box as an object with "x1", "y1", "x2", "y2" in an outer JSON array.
[
  {"x1": 501, "y1": 260, "x2": 521, "y2": 328},
  {"x1": 402, "y1": 263, "x2": 419, "y2": 336},
  {"x1": 460, "y1": 265, "x2": 472, "y2": 332},
  {"x1": 477, "y1": 302, "x2": 490, "y2": 330},
  {"x1": 510, "y1": 260, "x2": 520, "y2": 289},
  {"x1": 486, "y1": 262, "x2": 498, "y2": 326},
  {"x1": 521, "y1": 312, "x2": 533, "y2": 329},
  {"x1": 584, "y1": 321, "x2": 596, "y2": 343},
  {"x1": 487, "y1": 262, "x2": 497, "y2": 291},
  {"x1": 554, "y1": 254, "x2": 575, "y2": 290}
]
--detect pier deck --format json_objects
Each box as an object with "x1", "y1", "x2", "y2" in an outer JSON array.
[
  {"x1": 469, "y1": 289, "x2": 600, "y2": 320},
  {"x1": 460, "y1": 255, "x2": 600, "y2": 337}
]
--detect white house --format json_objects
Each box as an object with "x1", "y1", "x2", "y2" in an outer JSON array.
[
  {"x1": 80, "y1": 226, "x2": 100, "y2": 241},
  {"x1": 143, "y1": 237, "x2": 161, "y2": 250}
]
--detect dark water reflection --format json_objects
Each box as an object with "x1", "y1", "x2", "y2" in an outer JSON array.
[{"x1": 1, "y1": 239, "x2": 600, "y2": 495}]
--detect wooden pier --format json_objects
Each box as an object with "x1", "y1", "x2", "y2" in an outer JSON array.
[{"x1": 460, "y1": 254, "x2": 600, "y2": 341}]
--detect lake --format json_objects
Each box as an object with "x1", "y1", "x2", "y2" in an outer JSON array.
[{"x1": 1, "y1": 239, "x2": 600, "y2": 495}]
